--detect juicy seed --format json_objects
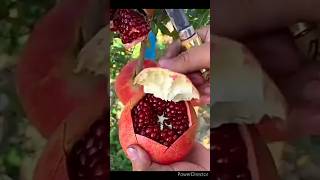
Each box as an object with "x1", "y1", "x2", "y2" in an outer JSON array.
[
  {"x1": 67, "y1": 114, "x2": 107, "y2": 180},
  {"x1": 212, "y1": 124, "x2": 252, "y2": 180},
  {"x1": 110, "y1": 9, "x2": 151, "y2": 44},
  {"x1": 131, "y1": 94, "x2": 190, "y2": 147}
]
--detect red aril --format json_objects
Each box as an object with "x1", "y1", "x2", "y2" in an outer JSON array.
[{"x1": 110, "y1": 9, "x2": 151, "y2": 49}]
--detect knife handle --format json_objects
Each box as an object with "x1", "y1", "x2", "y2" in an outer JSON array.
[
  {"x1": 181, "y1": 33, "x2": 210, "y2": 80},
  {"x1": 290, "y1": 22, "x2": 320, "y2": 62}
]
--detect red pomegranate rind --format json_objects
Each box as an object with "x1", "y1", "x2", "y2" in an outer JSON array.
[
  {"x1": 34, "y1": 96, "x2": 106, "y2": 180},
  {"x1": 34, "y1": 125, "x2": 68, "y2": 180},
  {"x1": 212, "y1": 124, "x2": 281, "y2": 180},
  {"x1": 115, "y1": 60, "x2": 157, "y2": 104},
  {"x1": 118, "y1": 100, "x2": 140, "y2": 149},
  {"x1": 119, "y1": 92, "x2": 198, "y2": 164},
  {"x1": 166, "y1": 103, "x2": 197, "y2": 160},
  {"x1": 256, "y1": 115, "x2": 289, "y2": 142},
  {"x1": 16, "y1": 0, "x2": 106, "y2": 138},
  {"x1": 246, "y1": 125, "x2": 280, "y2": 180}
]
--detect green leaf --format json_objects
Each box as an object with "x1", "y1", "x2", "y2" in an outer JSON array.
[
  {"x1": 157, "y1": 22, "x2": 171, "y2": 36},
  {"x1": 170, "y1": 30, "x2": 179, "y2": 40},
  {"x1": 151, "y1": 22, "x2": 158, "y2": 35},
  {"x1": 196, "y1": 10, "x2": 210, "y2": 28}
]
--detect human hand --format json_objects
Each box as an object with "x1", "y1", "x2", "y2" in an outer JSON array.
[
  {"x1": 159, "y1": 26, "x2": 210, "y2": 105},
  {"x1": 126, "y1": 143, "x2": 210, "y2": 171},
  {"x1": 215, "y1": 0, "x2": 320, "y2": 139}
]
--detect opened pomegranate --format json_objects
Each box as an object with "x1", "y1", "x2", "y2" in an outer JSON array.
[
  {"x1": 132, "y1": 93, "x2": 190, "y2": 146},
  {"x1": 34, "y1": 103, "x2": 107, "y2": 180},
  {"x1": 118, "y1": 67, "x2": 200, "y2": 164},
  {"x1": 115, "y1": 60, "x2": 157, "y2": 104},
  {"x1": 110, "y1": 9, "x2": 151, "y2": 49},
  {"x1": 211, "y1": 123, "x2": 281, "y2": 180}
]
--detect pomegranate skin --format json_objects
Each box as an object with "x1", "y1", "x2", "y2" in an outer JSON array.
[
  {"x1": 16, "y1": 0, "x2": 106, "y2": 138},
  {"x1": 119, "y1": 91, "x2": 198, "y2": 165},
  {"x1": 115, "y1": 60, "x2": 157, "y2": 104},
  {"x1": 34, "y1": 101, "x2": 106, "y2": 180}
]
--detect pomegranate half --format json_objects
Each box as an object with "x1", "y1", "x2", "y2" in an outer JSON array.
[
  {"x1": 34, "y1": 102, "x2": 108, "y2": 180},
  {"x1": 118, "y1": 67, "x2": 200, "y2": 164}
]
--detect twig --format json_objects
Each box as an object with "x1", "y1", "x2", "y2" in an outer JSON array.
[{"x1": 135, "y1": 39, "x2": 148, "y2": 75}]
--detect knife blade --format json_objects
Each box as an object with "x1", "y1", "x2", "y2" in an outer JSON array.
[
  {"x1": 165, "y1": 9, "x2": 190, "y2": 33},
  {"x1": 165, "y1": 9, "x2": 209, "y2": 80}
]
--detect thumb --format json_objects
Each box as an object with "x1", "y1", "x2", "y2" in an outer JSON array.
[
  {"x1": 159, "y1": 43, "x2": 210, "y2": 74},
  {"x1": 126, "y1": 145, "x2": 152, "y2": 171}
]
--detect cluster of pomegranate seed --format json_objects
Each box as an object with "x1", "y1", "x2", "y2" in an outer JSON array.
[
  {"x1": 131, "y1": 94, "x2": 190, "y2": 147},
  {"x1": 110, "y1": 9, "x2": 151, "y2": 44},
  {"x1": 67, "y1": 116, "x2": 107, "y2": 180},
  {"x1": 211, "y1": 124, "x2": 252, "y2": 180}
]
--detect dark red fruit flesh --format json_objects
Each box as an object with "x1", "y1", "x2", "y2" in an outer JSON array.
[
  {"x1": 212, "y1": 124, "x2": 251, "y2": 180},
  {"x1": 67, "y1": 118, "x2": 107, "y2": 180},
  {"x1": 131, "y1": 93, "x2": 189, "y2": 147},
  {"x1": 110, "y1": 9, "x2": 117, "y2": 20},
  {"x1": 110, "y1": 9, "x2": 150, "y2": 44}
]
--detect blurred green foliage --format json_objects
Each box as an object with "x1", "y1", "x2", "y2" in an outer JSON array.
[
  {"x1": 110, "y1": 9, "x2": 210, "y2": 171},
  {"x1": 0, "y1": 0, "x2": 55, "y2": 55},
  {"x1": 0, "y1": 0, "x2": 55, "y2": 179}
]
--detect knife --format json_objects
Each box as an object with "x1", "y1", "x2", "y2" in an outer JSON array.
[
  {"x1": 165, "y1": 9, "x2": 210, "y2": 80},
  {"x1": 290, "y1": 22, "x2": 320, "y2": 62}
]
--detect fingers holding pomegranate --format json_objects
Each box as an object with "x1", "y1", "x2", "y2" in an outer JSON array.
[
  {"x1": 126, "y1": 143, "x2": 209, "y2": 171},
  {"x1": 117, "y1": 66, "x2": 203, "y2": 166}
]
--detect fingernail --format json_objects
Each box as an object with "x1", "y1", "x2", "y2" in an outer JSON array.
[{"x1": 127, "y1": 147, "x2": 139, "y2": 161}]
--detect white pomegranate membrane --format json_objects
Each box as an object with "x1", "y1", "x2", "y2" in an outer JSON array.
[{"x1": 131, "y1": 93, "x2": 189, "y2": 147}]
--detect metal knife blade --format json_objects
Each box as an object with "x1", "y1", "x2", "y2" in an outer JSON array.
[{"x1": 165, "y1": 9, "x2": 190, "y2": 32}]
